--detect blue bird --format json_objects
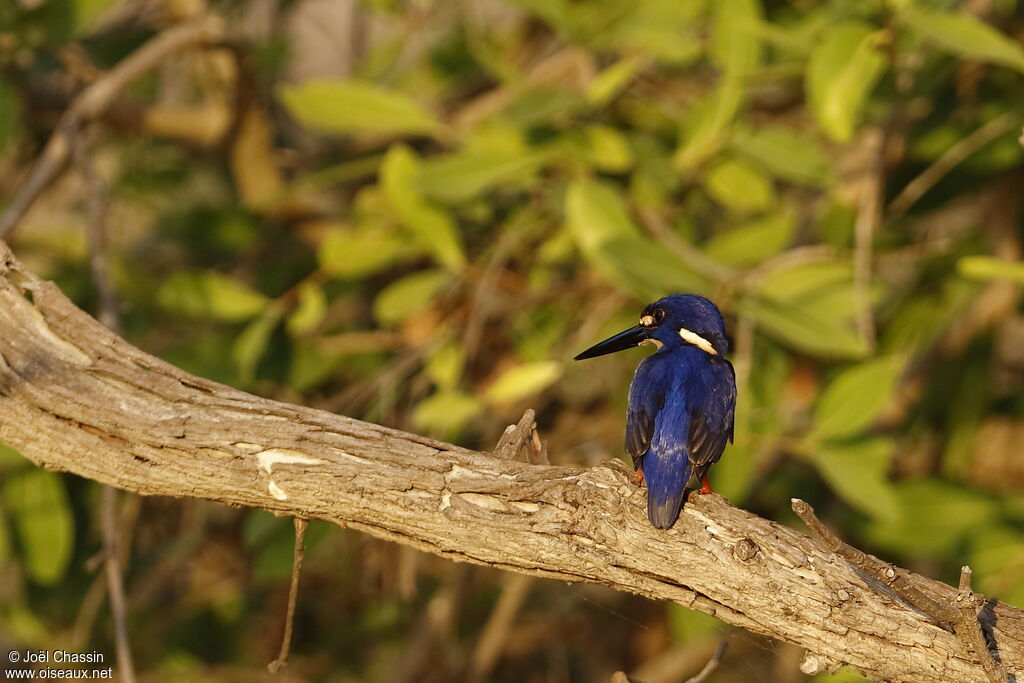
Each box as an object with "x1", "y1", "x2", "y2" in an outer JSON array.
[{"x1": 575, "y1": 295, "x2": 736, "y2": 529}]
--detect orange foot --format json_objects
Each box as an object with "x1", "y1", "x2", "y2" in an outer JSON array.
[
  {"x1": 634, "y1": 468, "x2": 645, "y2": 486},
  {"x1": 698, "y1": 476, "x2": 713, "y2": 495}
]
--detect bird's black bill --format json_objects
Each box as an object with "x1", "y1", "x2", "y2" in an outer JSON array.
[{"x1": 574, "y1": 325, "x2": 650, "y2": 360}]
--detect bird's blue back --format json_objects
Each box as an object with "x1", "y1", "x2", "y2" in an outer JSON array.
[{"x1": 627, "y1": 344, "x2": 736, "y2": 528}]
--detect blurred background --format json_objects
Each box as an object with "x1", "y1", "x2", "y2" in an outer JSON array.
[{"x1": 1, "y1": 0, "x2": 1024, "y2": 680}]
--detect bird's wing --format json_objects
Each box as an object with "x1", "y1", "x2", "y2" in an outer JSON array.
[
  {"x1": 688, "y1": 359, "x2": 736, "y2": 476},
  {"x1": 625, "y1": 355, "x2": 666, "y2": 467}
]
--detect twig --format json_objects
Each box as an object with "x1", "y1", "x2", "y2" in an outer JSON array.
[
  {"x1": 493, "y1": 409, "x2": 537, "y2": 461},
  {"x1": 791, "y1": 498, "x2": 958, "y2": 624},
  {"x1": 466, "y1": 573, "x2": 533, "y2": 682},
  {"x1": 100, "y1": 486, "x2": 136, "y2": 683},
  {"x1": 268, "y1": 517, "x2": 308, "y2": 674},
  {"x1": 0, "y1": 15, "x2": 224, "y2": 239},
  {"x1": 684, "y1": 640, "x2": 728, "y2": 683},
  {"x1": 72, "y1": 133, "x2": 120, "y2": 334},
  {"x1": 74, "y1": 131, "x2": 134, "y2": 682},
  {"x1": 956, "y1": 566, "x2": 1009, "y2": 683},
  {"x1": 852, "y1": 130, "x2": 882, "y2": 348},
  {"x1": 793, "y1": 500, "x2": 1010, "y2": 681},
  {"x1": 888, "y1": 111, "x2": 1020, "y2": 220}
]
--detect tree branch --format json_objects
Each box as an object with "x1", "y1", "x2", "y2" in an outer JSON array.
[
  {"x1": 0, "y1": 240, "x2": 1021, "y2": 682},
  {"x1": 0, "y1": 15, "x2": 225, "y2": 240}
]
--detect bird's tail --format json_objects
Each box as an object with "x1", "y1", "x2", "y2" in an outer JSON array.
[{"x1": 643, "y1": 451, "x2": 692, "y2": 529}]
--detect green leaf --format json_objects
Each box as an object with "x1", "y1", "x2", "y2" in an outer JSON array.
[
  {"x1": 898, "y1": 4, "x2": 1024, "y2": 74},
  {"x1": 286, "y1": 282, "x2": 326, "y2": 336},
  {"x1": 233, "y1": 308, "x2": 282, "y2": 383},
  {"x1": 969, "y1": 526, "x2": 1024, "y2": 608},
  {"x1": 412, "y1": 392, "x2": 483, "y2": 435},
  {"x1": 741, "y1": 296, "x2": 870, "y2": 359},
  {"x1": 277, "y1": 79, "x2": 441, "y2": 136},
  {"x1": 158, "y1": 270, "x2": 269, "y2": 322},
  {"x1": 667, "y1": 603, "x2": 723, "y2": 642},
  {"x1": 484, "y1": 361, "x2": 564, "y2": 405},
  {"x1": 373, "y1": 269, "x2": 451, "y2": 325},
  {"x1": 733, "y1": 126, "x2": 830, "y2": 186},
  {"x1": 866, "y1": 480, "x2": 996, "y2": 556},
  {"x1": 705, "y1": 211, "x2": 794, "y2": 267},
  {"x1": 807, "y1": 22, "x2": 886, "y2": 143},
  {"x1": 5, "y1": 470, "x2": 73, "y2": 585},
  {"x1": 809, "y1": 438, "x2": 900, "y2": 522},
  {"x1": 381, "y1": 145, "x2": 466, "y2": 271},
  {"x1": 318, "y1": 225, "x2": 412, "y2": 279},
  {"x1": 418, "y1": 150, "x2": 546, "y2": 203},
  {"x1": 601, "y1": 237, "x2": 709, "y2": 297},
  {"x1": 584, "y1": 125, "x2": 634, "y2": 172},
  {"x1": 426, "y1": 343, "x2": 465, "y2": 391},
  {"x1": 710, "y1": 442, "x2": 756, "y2": 504},
  {"x1": 709, "y1": 0, "x2": 762, "y2": 76},
  {"x1": 674, "y1": 0, "x2": 760, "y2": 169},
  {"x1": 0, "y1": 443, "x2": 27, "y2": 472},
  {"x1": 958, "y1": 255, "x2": 1024, "y2": 285},
  {"x1": 703, "y1": 158, "x2": 776, "y2": 213},
  {"x1": 565, "y1": 179, "x2": 708, "y2": 295},
  {"x1": 755, "y1": 261, "x2": 853, "y2": 299},
  {"x1": 565, "y1": 178, "x2": 641, "y2": 254},
  {"x1": 73, "y1": 0, "x2": 121, "y2": 33},
  {"x1": 810, "y1": 356, "x2": 904, "y2": 440},
  {"x1": 586, "y1": 55, "x2": 647, "y2": 105},
  {"x1": 674, "y1": 78, "x2": 745, "y2": 169}
]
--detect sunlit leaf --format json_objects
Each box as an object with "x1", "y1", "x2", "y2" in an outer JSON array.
[
  {"x1": 158, "y1": 270, "x2": 269, "y2": 322},
  {"x1": 565, "y1": 178, "x2": 641, "y2": 252},
  {"x1": 703, "y1": 158, "x2": 776, "y2": 213},
  {"x1": 807, "y1": 22, "x2": 886, "y2": 143},
  {"x1": 709, "y1": 0, "x2": 762, "y2": 75},
  {"x1": 586, "y1": 55, "x2": 647, "y2": 105},
  {"x1": 277, "y1": 79, "x2": 441, "y2": 136},
  {"x1": 427, "y1": 343, "x2": 465, "y2": 392},
  {"x1": 413, "y1": 392, "x2": 483, "y2": 435},
  {"x1": 318, "y1": 225, "x2": 412, "y2": 279},
  {"x1": 418, "y1": 150, "x2": 547, "y2": 203},
  {"x1": 484, "y1": 361, "x2": 564, "y2": 405},
  {"x1": 810, "y1": 356, "x2": 904, "y2": 441},
  {"x1": 286, "y1": 282, "x2": 326, "y2": 336},
  {"x1": 809, "y1": 438, "x2": 900, "y2": 522},
  {"x1": 5, "y1": 470, "x2": 73, "y2": 585},
  {"x1": 705, "y1": 211, "x2": 794, "y2": 267},
  {"x1": 584, "y1": 125, "x2": 633, "y2": 172},
  {"x1": 958, "y1": 255, "x2": 1024, "y2": 285},
  {"x1": 373, "y1": 269, "x2": 450, "y2": 325},
  {"x1": 898, "y1": 4, "x2": 1024, "y2": 74},
  {"x1": 381, "y1": 145, "x2": 465, "y2": 271}
]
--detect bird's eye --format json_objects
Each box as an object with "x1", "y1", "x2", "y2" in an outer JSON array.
[{"x1": 653, "y1": 308, "x2": 665, "y2": 323}]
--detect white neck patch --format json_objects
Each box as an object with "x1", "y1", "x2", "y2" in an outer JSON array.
[{"x1": 679, "y1": 328, "x2": 717, "y2": 355}]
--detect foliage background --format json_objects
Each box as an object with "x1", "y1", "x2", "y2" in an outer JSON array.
[{"x1": 2, "y1": 0, "x2": 1024, "y2": 680}]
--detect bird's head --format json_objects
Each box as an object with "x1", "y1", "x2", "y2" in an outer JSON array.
[{"x1": 574, "y1": 294, "x2": 728, "y2": 360}]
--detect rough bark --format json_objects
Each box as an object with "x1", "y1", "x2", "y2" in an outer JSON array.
[{"x1": 0, "y1": 240, "x2": 1019, "y2": 682}]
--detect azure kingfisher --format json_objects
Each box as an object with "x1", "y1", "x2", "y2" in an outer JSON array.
[{"x1": 575, "y1": 295, "x2": 736, "y2": 529}]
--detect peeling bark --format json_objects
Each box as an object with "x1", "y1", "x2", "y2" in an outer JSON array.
[{"x1": 0, "y1": 241, "x2": 1020, "y2": 682}]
